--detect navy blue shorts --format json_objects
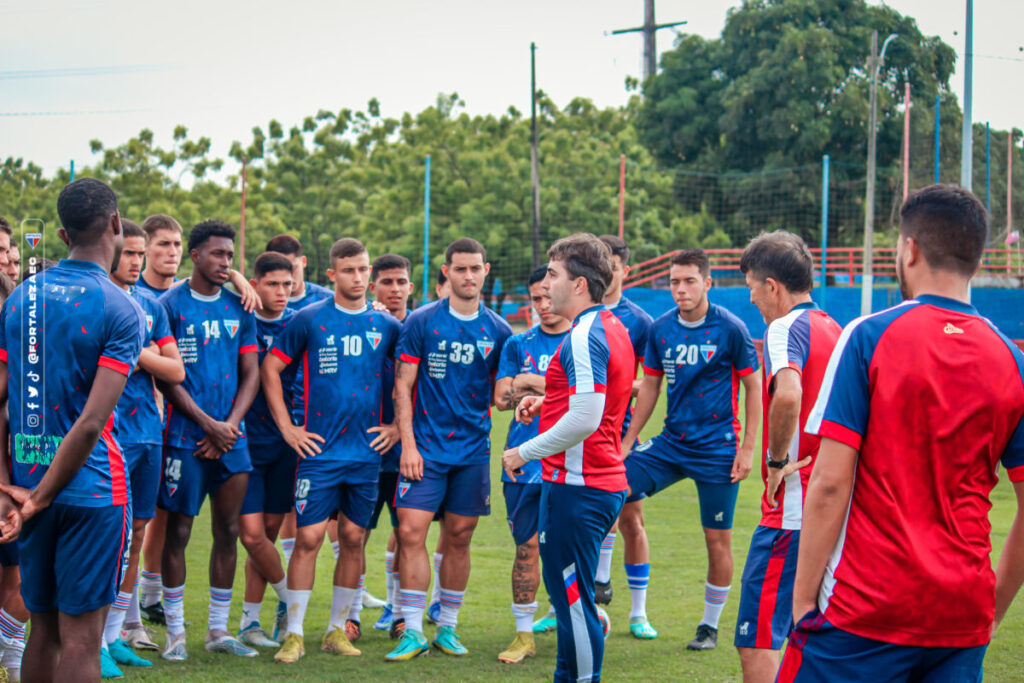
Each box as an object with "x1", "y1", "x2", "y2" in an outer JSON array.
[
  {"x1": 20, "y1": 503, "x2": 130, "y2": 615},
  {"x1": 778, "y1": 610, "x2": 986, "y2": 683},
  {"x1": 503, "y1": 482, "x2": 541, "y2": 546},
  {"x1": 396, "y1": 460, "x2": 490, "y2": 517},
  {"x1": 294, "y1": 459, "x2": 378, "y2": 529},
  {"x1": 735, "y1": 525, "x2": 800, "y2": 650},
  {"x1": 124, "y1": 442, "x2": 161, "y2": 520},
  {"x1": 158, "y1": 444, "x2": 251, "y2": 517},
  {"x1": 241, "y1": 440, "x2": 298, "y2": 516},
  {"x1": 625, "y1": 435, "x2": 739, "y2": 529},
  {"x1": 0, "y1": 542, "x2": 18, "y2": 567},
  {"x1": 369, "y1": 471, "x2": 400, "y2": 530}
]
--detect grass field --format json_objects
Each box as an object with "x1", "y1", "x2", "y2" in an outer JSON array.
[{"x1": 118, "y1": 392, "x2": 1024, "y2": 682}]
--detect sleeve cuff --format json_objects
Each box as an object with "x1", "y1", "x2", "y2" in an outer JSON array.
[
  {"x1": 239, "y1": 344, "x2": 258, "y2": 354},
  {"x1": 642, "y1": 365, "x2": 664, "y2": 377},
  {"x1": 270, "y1": 347, "x2": 292, "y2": 365},
  {"x1": 815, "y1": 419, "x2": 863, "y2": 451},
  {"x1": 1006, "y1": 464, "x2": 1024, "y2": 483},
  {"x1": 736, "y1": 366, "x2": 756, "y2": 378},
  {"x1": 399, "y1": 353, "x2": 421, "y2": 365},
  {"x1": 98, "y1": 355, "x2": 132, "y2": 376},
  {"x1": 155, "y1": 336, "x2": 175, "y2": 348},
  {"x1": 0, "y1": 349, "x2": 7, "y2": 363},
  {"x1": 569, "y1": 384, "x2": 607, "y2": 395}
]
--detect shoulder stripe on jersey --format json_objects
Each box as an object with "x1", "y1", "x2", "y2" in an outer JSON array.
[
  {"x1": 764, "y1": 307, "x2": 807, "y2": 380},
  {"x1": 568, "y1": 311, "x2": 599, "y2": 393},
  {"x1": 98, "y1": 355, "x2": 132, "y2": 376},
  {"x1": 270, "y1": 347, "x2": 293, "y2": 365},
  {"x1": 399, "y1": 352, "x2": 420, "y2": 365},
  {"x1": 239, "y1": 344, "x2": 258, "y2": 354},
  {"x1": 156, "y1": 336, "x2": 175, "y2": 348}
]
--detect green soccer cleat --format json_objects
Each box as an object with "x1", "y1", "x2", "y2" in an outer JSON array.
[
  {"x1": 629, "y1": 616, "x2": 658, "y2": 640},
  {"x1": 385, "y1": 629, "x2": 430, "y2": 662},
  {"x1": 432, "y1": 625, "x2": 468, "y2": 656},
  {"x1": 100, "y1": 647, "x2": 123, "y2": 678},
  {"x1": 108, "y1": 639, "x2": 152, "y2": 667},
  {"x1": 532, "y1": 613, "x2": 557, "y2": 633}
]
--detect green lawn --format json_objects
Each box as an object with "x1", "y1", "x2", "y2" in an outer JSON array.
[{"x1": 120, "y1": 392, "x2": 1024, "y2": 682}]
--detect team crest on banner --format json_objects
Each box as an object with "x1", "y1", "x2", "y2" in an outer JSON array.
[
  {"x1": 145, "y1": 314, "x2": 154, "y2": 333},
  {"x1": 699, "y1": 344, "x2": 717, "y2": 363},
  {"x1": 224, "y1": 319, "x2": 240, "y2": 338},
  {"x1": 399, "y1": 481, "x2": 411, "y2": 498},
  {"x1": 365, "y1": 331, "x2": 382, "y2": 350},
  {"x1": 25, "y1": 233, "x2": 42, "y2": 249},
  {"x1": 477, "y1": 339, "x2": 495, "y2": 359}
]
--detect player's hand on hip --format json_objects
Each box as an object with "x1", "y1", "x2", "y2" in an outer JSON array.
[
  {"x1": 732, "y1": 444, "x2": 754, "y2": 483},
  {"x1": 400, "y1": 448, "x2": 424, "y2": 481},
  {"x1": 205, "y1": 420, "x2": 241, "y2": 452},
  {"x1": 766, "y1": 456, "x2": 812, "y2": 507},
  {"x1": 515, "y1": 395, "x2": 544, "y2": 425},
  {"x1": 284, "y1": 425, "x2": 325, "y2": 459},
  {"x1": 502, "y1": 447, "x2": 526, "y2": 482},
  {"x1": 368, "y1": 423, "x2": 399, "y2": 453}
]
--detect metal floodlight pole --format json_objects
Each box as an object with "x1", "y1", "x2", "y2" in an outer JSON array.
[{"x1": 961, "y1": 0, "x2": 974, "y2": 189}]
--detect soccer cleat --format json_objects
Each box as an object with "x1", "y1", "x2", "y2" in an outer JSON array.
[
  {"x1": 274, "y1": 633, "x2": 305, "y2": 663},
  {"x1": 362, "y1": 590, "x2": 386, "y2": 609},
  {"x1": 629, "y1": 616, "x2": 658, "y2": 640},
  {"x1": 432, "y1": 625, "x2": 468, "y2": 656},
  {"x1": 321, "y1": 628, "x2": 361, "y2": 656},
  {"x1": 497, "y1": 632, "x2": 536, "y2": 663},
  {"x1": 140, "y1": 601, "x2": 166, "y2": 626},
  {"x1": 686, "y1": 623, "x2": 718, "y2": 650},
  {"x1": 345, "y1": 619, "x2": 361, "y2": 643},
  {"x1": 374, "y1": 604, "x2": 394, "y2": 631},
  {"x1": 108, "y1": 639, "x2": 152, "y2": 667},
  {"x1": 205, "y1": 633, "x2": 259, "y2": 657},
  {"x1": 0, "y1": 665, "x2": 9, "y2": 683},
  {"x1": 272, "y1": 600, "x2": 288, "y2": 643},
  {"x1": 389, "y1": 617, "x2": 406, "y2": 640},
  {"x1": 121, "y1": 625, "x2": 159, "y2": 651},
  {"x1": 100, "y1": 647, "x2": 123, "y2": 678},
  {"x1": 161, "y1": 632, "x2": 187, "y2": 661},
  {"x1": 385, "y1": 628, "x2": 429, "y2": 662},
  {"x1": 425, "y1": 601, "x2": 441, "y2": 625},
  {"x1": 595, "y1": 580, "x2": 613, "y2": 605},
  {"x1": 532, "y1": 613, "x2": 557, "y2": 633},
  {"x1": 239, "y1": 624, "x2": 280, "y2": 648}
]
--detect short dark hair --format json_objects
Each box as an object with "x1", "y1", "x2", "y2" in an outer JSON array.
[
  {"x1": 57, "y1": 178, "x2": 118, "y2": 245},
  {"x1": 599, "y1": 235, "x2": 630, "y2": 265},
  {"x1": 445, "y1": 237, "x2": 486, "y2": 264},
  {"x1": 899, "y1": 184, "x2": 988, "y2": 277},
  {"x1": 547, "y1": 233, "x2": 614, "y2": 303},
  {"x1": 0, "y1": 216, "x2": 11, "y2": 237},
  {"x1": 187, "y1": 219, "x2": 235, "y2": 252},
  {"x1": 329, "y1": 237, "x2": 366, "y2": 265},
  {"x1": 121, "y1": 219, "x2": 145, "y2": 240},
  {"x1": 253, "y1": 251, "x2": 294, "y2": 279},
  {"x1": 372, "y1": 253, "x2": 411, "y2": 282},
  {"x1": 141, "y1": 214, "x2": 182, "y2": 240},
  {"x1": 23, "y1": 257, "x2": 57, "y2": 282},
  {"x1": 740, "y1": 230, "x2": 814, "y2": 293},
  {"x1": 436, "y1": 269, "x2": 447, "y2": 286},
  {"x1": 528, "y1": 265, "x2": 548, "y2": 287},
  {"x1": 266, "y1": 234, "x2": 304, "y2": 257},
  {"x1": 670, "y1": 248, "x2": 710, "y2": 278}
]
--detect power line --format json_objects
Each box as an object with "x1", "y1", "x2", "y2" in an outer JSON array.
[
  {"x1": 0, "y1": 107, "x2": 152, "y2": 117},
  {"x1": 0, "y1": 64, "x2": 176, "y2": 80}
]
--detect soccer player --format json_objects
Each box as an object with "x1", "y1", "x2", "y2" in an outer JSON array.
[
  {"x1": 5, "y1": 244, "x2": 19, "y2": 284},
  {"x1": 618, "y1": 249, "x2": 760, "y2": 648},
  {"x1": 0, "y1": 219, "x2": 12, "y2": 275},
  {"x1": 236, "y1": 252, "x2": 299, "y2": 648},
  {"x1": 778, "y1": 185, "x2": 1024, "y2": 681},
  {"x1": 265, "y1": 234, "x2": 333, "y2": 309},
  {"x1": 0, "y1": 178, "x2": 145, "y2": 682},
  {"x1": 136, "y1": 214, "x2": 184, "y2": 297},
  {"x1": 435, "y1": 269, "x2": 450, "y2": 299},
  {"x1": 387, "y1": 238, "x2": 512, "y2": 661},
  {"x1": 733, "y1": 230, "x2": 841, "y2": 683},
  {"x1": 502, "y1": 233, "x2": 634, "y2": 683},
  {"x1": 262, "y1": 238, "x2": 401, "y2": 663},
  {"x1": 494, "y1": 266, "x2": 571, "y2": 664},
  {"x1": 103, "y1": 219, "x2": 185, "y2": 672},
  {"x1": 156, "y1": 219, "x2": 261, "y2": 660}
]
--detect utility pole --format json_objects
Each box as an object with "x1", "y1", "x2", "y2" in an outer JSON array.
[
  {"x1": 530, "y1": 42, "x2": 541, "y2": 269},
  {"x1": 961, "y1": 0, "x2": 974, "y2": 189},
  {"x1": 610, "y1": 1, "x2": 687, "y2": 82}
]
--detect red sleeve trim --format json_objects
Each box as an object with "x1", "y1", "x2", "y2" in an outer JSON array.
[
  {"x1": 735, "y1": 366, "x2": 755, "y2": 378},
  {"x1": 155, "y1": 336, "x2": 175, "y2": 348},
  {"x1": 399, "y1": 353, "x2": 421, "y2": 365},
  {"x1": 239, "y1": 344, "x2": 258, "y2": 354},
  {"x1": 642, "y1": 365, "x2": 664, "y2": 377},
  {"x1": 817, "y1": 419, "x2": 863, "y2": 451},
  {"x1": 1007, "y1": 465, "x2": 1024, "y2": 483},
  {"x1": 98, "y1": 356, "x2": 131, "y2": 376},
  {"x1": 270, "y1": 347, "x2": 292, "y2": 364},
  {"x1": 0, "y1": 349, "x2": 7, "y2": 363}
]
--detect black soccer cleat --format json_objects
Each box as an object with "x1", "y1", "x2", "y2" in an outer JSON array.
[
  {"x1": 594, "y1": 581, "x2": 613, "y2": 606},
  {"x1": 686, "y1": 623, "x2": 718, "y2": 650},
  {"x1": 140, "y1": 601, "x2": 166, "y2": 626}
]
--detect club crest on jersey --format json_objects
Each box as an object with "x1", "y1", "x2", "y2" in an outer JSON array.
[
  {"x1": 399, "y1": 481, "x2": 411, "y2": 498},
  {"x1": 296, "y1": 500, "x2": 307, "y2": 514},
  {"x1": 145, "y1": 314, "x2": 154, "y2": 333},
  {"x1": 224, "y1": 319, "x2": 239, "y2": 338},
  {"x1": 476, "y1": 339, "x2": 495, "y2": 359},
  {"x1": 365, "y1": 331, "x2": 382, "y2": 350},
  {"x1": 25, "y1": 233, "x2": 42, "y2": 250},
  {"x1": 167, "y1": 483, "x2": 178, "y2": 496},
  {"x1": 699, "y1": 344, "x2": 717, "y2": 362}
]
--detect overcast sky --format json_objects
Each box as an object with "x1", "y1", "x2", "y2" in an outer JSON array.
[{"x1": 2, "y1": 0, "x2": 1020, "y2": 177}]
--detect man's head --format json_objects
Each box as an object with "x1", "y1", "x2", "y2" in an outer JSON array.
[
  {"x1": 528, "y1": 265, "x2": 566, "y2": 329},
  {"x1": 669, "y1": 249, "x2": 712, "y2": 316},
  {"x1": 598, "y1": 235, "x2": 630, "y2": 302},
  {"x1": 6, "y1": 244, "x2": 20, "y2": 283},
  {"x1": 740, "y1": 230, "x2": 814, "y2": 324},
  {"x1": 188, "y1": 220, "x2": 235, "y2": 287},
  {"x1": 545, "y1": 233, "x2": 614, "y2": 317},
  {"x1": 112, "y1": 219, "x2": 146, "y2": 286},
  {"x1": 0, "y1": 217, "x2": 10, "y2": 269},
  {"x1": 435, "y1": 269, "x2": 450, "y2": 299},
  {"x1": 896, "y1": 184, "x2": 988, "y2": 299},
  {"x1": 327, "y1": 238, "x2": 369, "y2": 304},
  {"x1": 370, "y1": 253, "x2": 413, "y2": 316},
  {"x1": 251, "y1": 252, "x2": 295, "y2": 316},
  {"x1": 266, "y1": 234, "x2": 307, "y2": 296},
  {"x1": 56, "y1": 178, "x2": 121, "y2": 264},
  {"x1": 141, "y1": 214, "x2": 183, "y2": 278},
  {"x1": 443, "y1": 238, "x2": 489, "y2": 302}
]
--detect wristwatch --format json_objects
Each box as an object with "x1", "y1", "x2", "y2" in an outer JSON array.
[{"x1": 766, "y1": 450, "x2": 789, "y2": 469}]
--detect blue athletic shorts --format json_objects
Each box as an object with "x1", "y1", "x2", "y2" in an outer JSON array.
[
  {"x1": 396, "y1": 460, "x2": 490, "y2": 517},
  {"x1": 0, "y1": 542, "x2": 18, "y2": 567},
  {"x1": 503, "y1": 482, "x2": 542, "y2": 546},
  {"x1": 369, "y1": 471, "x2": 400, "y2": 530},
  {"x1": 20, "y1": 503, "x2": 130, "y2": 615},
  {"x1": 778, "y1": 610, "x2": 986, "y2": 683},
  {"x1": 158, "y1": 444, "x2": 252, "y2": 517},
  {"x1": 625, "y1": 435, "x2": 740, "y2": 529},
  {"x1": 124, "y1": 442, "x2": 161, "y2": 520},
  {"x1": 294, "y1": 459, "x2": 379, "y2": 529},
  {"x1": 241, "y1": 439, "x2": 298, "y2": 516},
  {"x1": 735, "y1": 525, "x2": 800, "y2": 650}
]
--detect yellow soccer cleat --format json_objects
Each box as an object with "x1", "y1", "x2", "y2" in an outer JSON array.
[
  {"x1": 321, "y1": 627, "x2": 362, "y2": 656},
  {"x1": 498, "y1": 632, "x2": 536, "y2": 663},
  {"x1": 273, "y1": 633, "x2": 305, "y2": 663}
]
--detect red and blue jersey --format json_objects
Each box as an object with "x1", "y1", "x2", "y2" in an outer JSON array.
[
  {"x1": 158, "y1": 282, "x2": 258, "y2": 446},
  {"x1": 806, "y1": 294, "x2": 1024, "y2": 648},
  {"x1": 115, "y1": 286, "x2": 175, "y2": 446},
  {"x1": 642, "y1": 304, "x2": 759, "y2": 456},
  {"x1": 246, "y1": 309, "x2": 298, "y2": 444},
  {"x1": 0, "y1": 259, "x2": 145, "y2": 507},
  {"x1": 497, "y1": 326, "x2": 569, "y2": 484},
  {"x1": 759, "y1": 301, "x2": 841, "y2": 530},
  {"x1": 271, "y1": 300, "x2": 401, "y2": 464},
  {"x1": 539, "y1": 306, "x2": 634, "y2": 492},
  {"x1": 396, "y1": 298, "x2": 512, "y2": 465},
  {"x1": 288, "y1": 281, "x2": 332, "y2": 310}
]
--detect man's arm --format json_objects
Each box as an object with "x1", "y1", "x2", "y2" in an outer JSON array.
[
  {"x1": 155, "y1": 378, "x2": 238, "y2": 456},
  {"x1": 995, "y1": 479, "x2": 1024, "y2": 629},
  {"x1": 621, "y1": 373, "x2": 662, "y2": 452},
  {"x1": 260, "y1": 353, "x2": 324, "y2": 457},
  {"x1": 394, "y1": 359, "x2": 422, "y2": 481},
  {"x1": 764, "y1": 368, "x2": 812, "y2": 505},
  {"x1": 791, "y1": 437, "x2": 858, "y2": 621},
  {"x1": 732, "y1": 372, "x2": 763, "y2": 482},
  {"x1": 495, "y1": 373, "x2": 545, "y2": 412},
  {"x1": 136, "y1": 341, "x2": 185, "y2": 385},
  {"x1": 227, "y1": 270, "x2": 260, "y2": 313},
  {"x1": 225, "y1": 351, "x2": 259, "y2": 428}
]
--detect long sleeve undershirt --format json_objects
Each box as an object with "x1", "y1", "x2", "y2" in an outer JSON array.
[{"x1": 518, "y1": 392, "x2": 605, "y2": 462}]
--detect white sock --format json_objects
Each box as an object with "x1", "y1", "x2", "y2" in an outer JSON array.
[
  {"x1": 596, "y1": 532, "x2": 616, "y2": 583},
  {"x1": 437, "y1": 588, "x2": 465, "y2": 628},
  {"x1": 399, "y1": 589, "x2": 427, "y2": 632},
  {"x1": 392, "y1": 574, "x2": 404, "y2": 619},
  {"x1": 328, "y1": 586, "x2": 359, "y2": 632},
  {"x1": 140, "y1": 570, "x2": 162, "y2": 607},
  {"x1": 240, "y1": 601, "x2": 261, "y2": 630},
  {"x1": 331, "y1": 540, "x2": 340, "y2": 561},
  {"x1": 0, "y1": 608, "x2": 24, "y2": 674},
  {"x1": 512, "y1": 601, "x2": 538, "y2": 633},
  {"x1": 430, "y1": 552, "x2": 443, "y2": 604},
  {"x1": 701, "y1": 582, "x2": 731, "y2": 629},
  {"x1": 208, "y1": 586, "x2": 232, "y2": 633},
  {"x1": 281, "y1": 537, "x2": 295, "y2": 565},
  {"x1": 347, "y1": 574, "x2": 365, "y2": 621},
  {"x1": 125, "y1": 579, "x2": 142, "y2": 626},
  {"x1": 104, "y1": 590, "x2": 131, "y2": 644},
  {"x1": 384, "y1": 551, "x2": 396, "y2": 605},
  {"x1": 270, "y1": 577, "x2": 289, "y2": 604},
  {"x1": 625, "y1": 563, "x2": 650, "y2": 619},
  {"x1": 162, "y1": 584, "x2": 186, "y2": 636},
  {"x1": 287, "y1": 589, "x2": 312, "y2": 637}
]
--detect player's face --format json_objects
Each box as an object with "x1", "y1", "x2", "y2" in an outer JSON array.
[
  {"x1": 114, "y1": 236, "x2": 146, "y2": 286},
  {"x1": 896, "y1": 233, "x2": 912, "y2": 300},
  {"x1": 6, "y1": 245, "x2": 20, "y2": 282},
  {"x1": 529, "y1": 280, "x2": 564, "y2": 327},
  {"x1": 193, "y1": 236, "x2": 234, "y2": 285},
  {"x1": 436, "y1": 279, "x2": 450, "y2": 299},
  {"x1": 371, "y1": 267, "x2": 412, "y2": 315},
  {"x1": 745, "y1": 271, "x2": 777, "y2": 324},
  {"x1": 444, "y1": 252, "x2": 488, "y2": 302},
  {"x1": 670, "y1": 264, "x2": 710, "y2": 315},
  {"x1": 544, "y1": 259, "x2": 579, "y2": 317},
  {"x1": 606, "y1": 254, "x2": 629, "y2": 300},
  {"x1": 254, "y1": 268, "x2": 294, "y2": 315},
  {"x1": 328, "y1": 252, "x2": 370, "y2": 303},
  {"x1": 0, "y1": 233, "x2": 10, "y2": 269},
  {"x1": 147, "y1": 228, "x2": 182, "y2": 277},
  {"x1": 284, "y1": 253, "x2": 306, "y2": 296}
]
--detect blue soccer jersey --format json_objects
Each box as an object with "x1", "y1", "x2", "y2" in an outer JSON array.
[
  {"x1": 642, "y1": 304, "x2": 759, "y2": 455},
  {"x1": 115, "y1": 287, "x2": 175, "y2": 446},
  {"x1": 396, "y1": 298, "x2": 512, "y2": 465},
  {"x1": 135, "y1": 275, "x2": 178, "y2": 298},
  {"x1": 158, "y1": 282, "x2": 258, "y2": 446},
  {"x1": 270, "y1": 300, "x2": 401, "y2": 463},
  {"x1": 497, "y1": 326, "x2": 568, "y2": 484},
  {"x1": 246, "y1": 309, "x2": 298, "y2": 444},
  {"x1": 379, "y1": 312, "x2": 411, "y2": 473},
  {"x1": 0, "y1": 260, "x2": 145, "y2": 507},
  {"x1": 289, "y1": 281, "x2": 332, "y2": 310},
  {"x1": 609, "y1": 295, "x2": 653, "y2": 434}
]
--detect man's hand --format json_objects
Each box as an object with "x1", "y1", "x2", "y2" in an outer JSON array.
[
  {"x1": 0, "y1": 484, "x2": 45, "y2": 526},
  {"x1": 515, "y1": 395, "x2": 544, "y2": 425},
  {"x1": 620, "y1": 437, "x2": 634, "y2": 460},
  {"x1": 194, "y1": 438, "x2": 223, "y2": 460},
  {"x1": 731, "y1": 443, "x2": 755, "y2": 483},
  {"x1": 371, "y1": 300, "x2": 388, "y2": 312},
  {"x1": 368, "y1": 423, "x2": 399, "y2": 453},
  {"x1": 766, "y1": 456, "x2": 813, "y2": 507},
  {"x1": 502, "y1": 446, "x2": 526, "y2": 482},
  {"x1": 228, "y1": 270, "x2": 261, "y2": 313},
  {"x1": 283, "y1": 424, "x2": 325, "y2": 459},
  {"x1": 792, "y1": 599, "x2": 817, "y2": 628},
  {"x1": 0, "y1": 495, "x2": 22, "y2": 543},
  {"x1": 400, "y1": 445, "x2": 424, "y2": 482},
  {"x1": 203, "y1": 419, "x2": 241, "y2": 453}
]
